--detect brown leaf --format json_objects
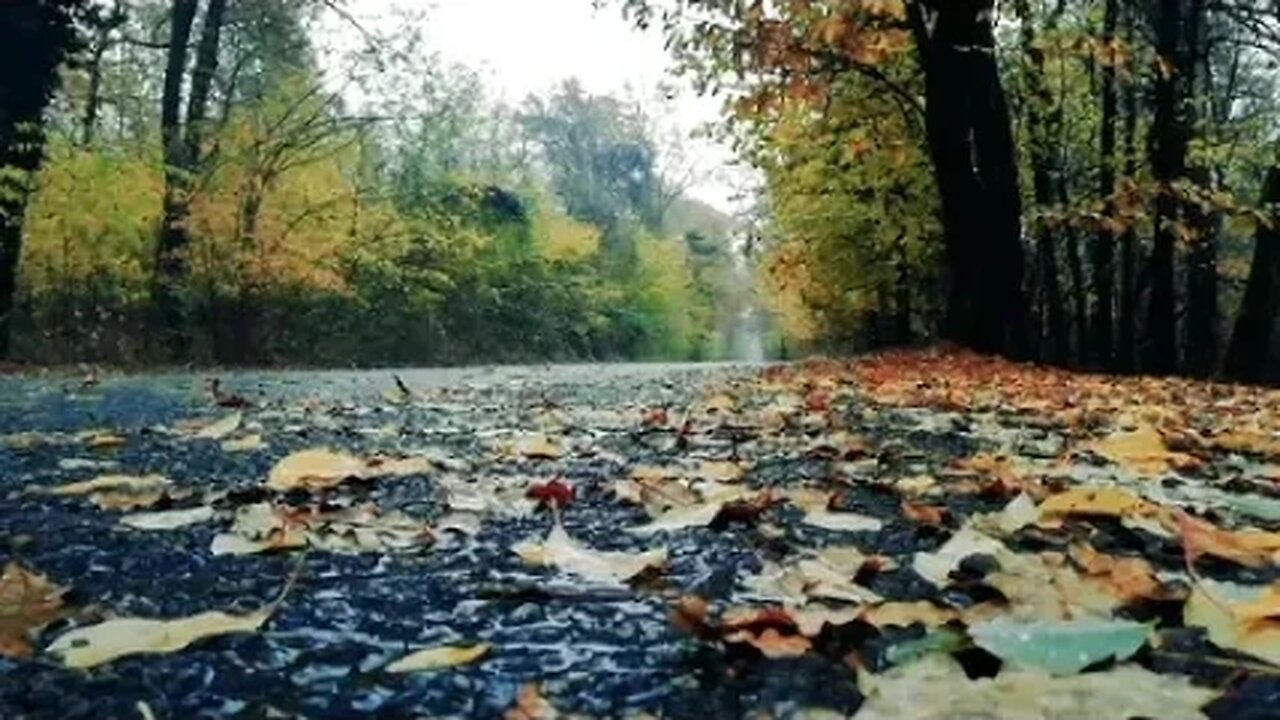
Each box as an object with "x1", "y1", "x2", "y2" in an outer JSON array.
[
  {"x1": 504, "y1": 683, "x2": 559, "y2": 720},
  {"x1": 0, "y1": 563, "x2": 66, "y2": 659}
]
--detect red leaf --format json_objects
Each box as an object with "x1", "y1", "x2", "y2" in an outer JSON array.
[{"x1": 526, "y1": 478, "x2": 576, "y2": 508}]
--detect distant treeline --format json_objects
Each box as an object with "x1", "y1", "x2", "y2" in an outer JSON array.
[{"x1": 0, "y1": 1, "x2": 749, "y2": 367}]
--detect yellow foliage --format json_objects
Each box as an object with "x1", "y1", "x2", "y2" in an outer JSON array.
[
  {"x1": 22, "y1": 140, "x2": 162, "y2": 301},
  {"x1": 534, "y1": 207, "x2": 600, "y2": 263}
]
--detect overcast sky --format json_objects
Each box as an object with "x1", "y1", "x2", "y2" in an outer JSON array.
[{"x1": 322, "y1": 0, "x2": 750, "y2": 213}]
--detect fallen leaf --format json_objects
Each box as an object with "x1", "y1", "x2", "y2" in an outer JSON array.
[
  {"x1": 211, "y1": 502, "x2": 432, "y2": 555},
  {"x1": 1086, "y1": 424, "x2": 1199, "y2": 475},
  {"x1": 863, "y1": 601, "x2": 958, "y2": 628},
  {"x1": 724, "y1": 627, "x2": 812, "y2": 658},
  {"x1": 516, "y1": 435, "x2": 563, "y2": 461},
  {"x1": 266, "y1": 449, "x2": 367, "y2": 491},
  {"x1": 47, "y1": 608, "x2": 270, "y2": 668},
  {"x1": 742, "y1": 555, "x2": 882, "y2": 605},
  {"x1": 1174, "y1": 511, "x2": 1280, "y2": 568},
  {"x1": 0, "y1": 563, "x2": 66, "y2": 659},
  {"x1": 82, "y1": 431, "x2": 126, "y2": 450},
  {"x1": 1068, "y1": 544, "x2": 1173, "y2": 602},
  {"x1": 1038, "y1": 486, "x2": 1154, "y2": 519},
  {"x1": 221, "y1": 434, "x2": 266, "y2": 453},
  {"x1": 120, "y1": 506, "x2": 215, "y2": 531},
  {"x1": 526, "y1": 478, "x2": 576, "y2": 508},
  {"x1": 902, "y1": 502, "x2": 949, "y2": 527},
  {"x1": 385, "y1": 643, "x2": 491, "y2": 673},
  {"x1": 193, "y1": 412, "x2": 242, "y2": 440},
  {"x1": 695, "y1": 459, "x2": 746, "y2": 483},
  {"x1": 47, "y1": 474, "x2": 172, "y2": 497},
  {"x1": 514, "y1": 522, "x2": 667, "y2": 586},
  {"x1": 854, "y1": 654, "x2": 1213, "y2": 720},
  {"x1": 628, "y1": 486, "x2": 757, "y2": 534},
  {"x1": 504, "y1": 682, "x2": 559, "y2": 720},
  {"x1": 969, "y1": 617, "x2": 1149, "y2": 674},
  {"x1": 911, "y1": 526, "x2": 1008, "y2": 587},
  {"x1": 1184, "y1": 579, "x2": 1280, "y2": 665}
]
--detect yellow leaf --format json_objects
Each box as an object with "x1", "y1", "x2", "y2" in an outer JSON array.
[
  {"x1": 1086, "y1": 424, "x2": 1198, "y2": 475},
  {"x1": 1038, "y1": 486, "x2": 1153, "y2": 519},
  {"x1": 515, "y1": 435, "x2": 563, "y2": 461},
  {"x1": 48, "y1": 474, "x2": 172, "y2": 497},
  {"x1": 46, "y1": 609, "x2": 270, "y2": 669},
  {"x1": 1185, "y1": 581, "x2": 1280, "y2": 666},
  {"x1": 266, "y1": 449, "x2": 366, "y2": 491},
  {"x1": 385, "y1": 643, "x2": 491, "y2": 673}
]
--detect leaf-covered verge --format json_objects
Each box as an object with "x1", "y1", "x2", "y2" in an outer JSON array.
[{"x1": 2, "y1": 350, "x2": 1280, "y2": 717}]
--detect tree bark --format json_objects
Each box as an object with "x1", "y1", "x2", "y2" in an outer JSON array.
[
  {"x1": 910, "y1": 0, "x2": 1028, "y2": 357},
  {"x1": 1117, "y1": 2, "x2": 1140, "y2": 373},
  {"x1": 1182, "y1": 0, "x2": 1217, "y2": 378},
  {"x1": 1017, "y1": 1, "x2": 1067, "y2": 364},
  {"x1": 1223, "y1": 165, "x2": 1280, "y2": 384},
  {"x1": 153, "y1": 0, "x2": 227, "y2": 361},
  {"x1": 0, "y1": 1, "x2": 83, "y2": 359},
  {"x1": 1092, "y1": 0, "x2": 1119, "y2": 368},
  {"x1": 1143, "y1": 0, "x2": 1189, "y2": 374}
]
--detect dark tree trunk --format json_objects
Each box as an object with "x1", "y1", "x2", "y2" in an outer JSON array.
[
  {"x1": 1092, "y1": 0, "x2": 1119, "y2": 368},
  {"x1": 910, "y1": 0, "x2": 1028, "y2": 357},
  {"x1": 1018, "y1": 1, "x2": 1067, "y2": 365},
  {"x1": 153, "y1": 0, "x2": 227, "y2": 361},
  {"x1": 1117, "y1": 3, "x2": 1140, "y2": 373},
  {"x1": 1223, "y1": 166, "x2": 1280, "y2": 384},
  {"x1": 154, "y1": 0, "x2": 198, "y2": 359},
  {"x1": 0, "y1": 1, "x2": 84, "y2": 359},
  {"x1": 1143, "y1": 0, "x2": 1189, "y2": 374},
  {"x1": 894, "y1": 239, "x2": 912, "y2": 345},
  {"x1": 81, "y1": 32, "x2": 107, "y2": 146},
  {"x1": 1182, "y1": 0, "x2": 1217, "y2": 377}
]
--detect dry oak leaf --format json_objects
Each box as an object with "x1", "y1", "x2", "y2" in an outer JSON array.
[
  {"x1": 862, "y1": 601, "x2": 959, "y2": 628},
  {"x1": 0, "y1": 563, "x2": 66, "y2": 659},
  {"x1": 504, "y1": 683, "x2": 559, "y2": 720},
  {"x1": 724, "y1": 627, "x2": 813, "y2": 658},
  {"x1": 1068, "y1": 543, "x2": 1176, "y2": 603},
  {"x1": 1173, "y1": 511, "x2": 1280, "y2": 569}
]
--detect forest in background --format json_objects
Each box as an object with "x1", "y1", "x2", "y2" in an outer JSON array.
[
  {"x1": 0, "y1": 0, "x2": 752, "y2": 367},
  {"x1": 615, "y1": 0, "x2": 1280, "y2": 384},
  {"x1": 6, "y1": 1, "x2": 1280, "y2": 381}
]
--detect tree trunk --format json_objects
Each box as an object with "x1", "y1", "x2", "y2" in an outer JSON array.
[
  {"x1": 153, "y1": 0, "x2": 198, "y2": 360},
  {"x1": 910, "y1": 0, "x2": 1028, "y2": 357},
  {"x1": 1143, "y1": 0, "x2": 1188, "y2": 374},
  {"x1": 0, "y1": 1, "x2": 81, "y2": 359},
  {"x1": 1018, "y1": 1, "x2": 1067, "y2": 365},
  {"x1": 1182, "y1": 0, "x2": 1217, "y2": 377},
  {"x1": 153, "y1": 0, "x2": 227, "y2": 361},
  {"x1": 1092, "y1": 0, "x2": 1119, "y2": 368},
  {"x1": 1117, "y1": 2, "x2": 1140, "y2": 373},
  {"x1": 895, "y1": 239, "x2": 912, "y2": 345},
  {"x1": 1223, "y1": 165, "x2": 1280, "y2": 384}
]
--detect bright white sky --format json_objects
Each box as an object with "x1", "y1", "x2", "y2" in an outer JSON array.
[{"x1": 325, "y1": 0, "x2": 750, "y2": 213}]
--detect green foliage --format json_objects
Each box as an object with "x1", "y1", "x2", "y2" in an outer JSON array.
[{"x1": 10, "y1": 21, "x2": 737, "y2": 366}]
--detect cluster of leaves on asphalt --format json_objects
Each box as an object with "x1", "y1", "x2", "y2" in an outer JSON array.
[{"x1": 3, "y1": 350, "x2": 1280, "y2": 717}]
